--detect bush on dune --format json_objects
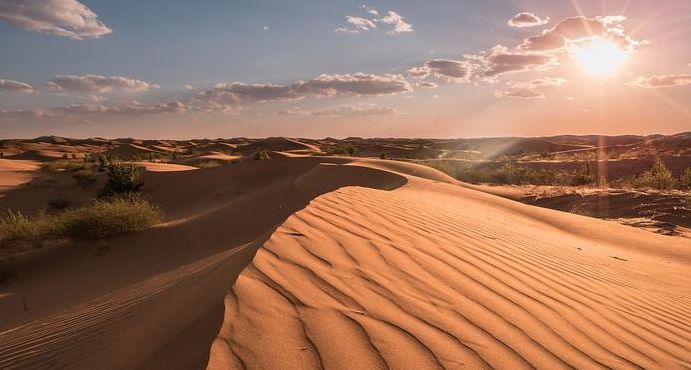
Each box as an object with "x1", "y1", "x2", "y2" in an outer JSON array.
[{"x1": 0, "y1": 195, "x2": 163, "y2": 248}]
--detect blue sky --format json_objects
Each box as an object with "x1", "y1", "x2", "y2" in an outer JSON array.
[{"x1": 1, "y1": 0, "x2": 690, "y2": 138}]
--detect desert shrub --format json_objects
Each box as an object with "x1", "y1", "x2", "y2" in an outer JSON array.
[
  {"x1": 421, "y1": 160, "x2": 597, "y2": 186},
  {"x1": 102, "y1": 162, "x2": 143, "y2": 196},
  {"x1": 197, "y1": 161, "x2": 222, "y2": 168},
  {"x1": 679, "y1": 167, "x2": 691, "y2": 190},
  {"x1": 58, "y1": 196, "x2": 163, "y2": 239},
  {"x1": 253, "y1": 148, "x2": 270, "y2": 160},
  {"x1": 42, "y1": 160, "x2": 85, "y2": 172},
  {"x1": 630, "y1": 161, "x2": 676, "y2": 190},
  {"x1": 73, "y1": 167, "x2": 98, "y2": 187},
  {"x1": 0, "y1": 196, "x2": 162, "y2": 247},
  {"x1": 0, "y1": 210, "x2": 47, "y2": 246}
]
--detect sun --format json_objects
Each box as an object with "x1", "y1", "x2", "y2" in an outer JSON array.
[{"x1": 569, "y1": 37, "x2": 628, "y2": 77}]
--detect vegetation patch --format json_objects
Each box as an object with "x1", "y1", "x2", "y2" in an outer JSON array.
[{"x1": 0, "y1": 195, "x2": 163, "y2": 248}]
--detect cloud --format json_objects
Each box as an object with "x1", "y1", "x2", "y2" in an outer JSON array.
[
  {"x1": 0, "y1": 78, "x2": 34, "y2": 93},
  {"x1": 279, "y1": 103, "x2": 398, "y2": 117},
  {"x1": 518, "y1": 16, "x2": 641, "y2": 52},
  {"x1": 466, "y1": 45, "x2": 557, "y2": 78},
  {"x1": 416, "y1": 81, "x2": 438, "y2": 89},
  {"x1": 195, "y1": 73, "x2": 412, "y2": 112},
  {"x1": 0, "y1": 0, "x2": 112, "y2": 40},
  {"x1": 407, "y1": 60, "x2": 472, "y2": 83},
  {"x1": 380, "y1": 11, "x2": 413, "y2": 34},
  {"x1": 345, "y1": 16, "x2": 377, "y2": 31},
  {"x1": 0, "y1": 100, "x2": 187, "y2": 120},
  {"x1": 494, "y1": 88, "x2": 545, "y2": 99},
  {"x1": 627, "y1": 74, "x2": 691, "y2": 88},
  {"x1": 335, "y1": 6, "x2": 412, "y2": 34},
  {"x1": 45, "y1": 74, "x2": 159, "y2": 93},
  {"x1": 508, "y1": 12, "x2": 549, "y2": 28},
  {"x1": 508, "y1": 77, "x2": 566, "y2": 89}
]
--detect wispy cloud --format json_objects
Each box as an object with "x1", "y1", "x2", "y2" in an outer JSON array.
[
  {"x1": 508, "y1": 12, "x2": 549, "y2": 28},
  {"x1": 408, "y1": 60, "x2": 472, "y2": 83},
  {"x1": 0, "y1": 0, "x2": 112, "y2": 40},
  {"x1": 335, "y1": 5, "x2": 412, "y2": 34},
  {"x1": 518, "y1": 16, "x2": 642, "y2": 52},
  {"x1": 0, "y1": 78, "x2": 34, "y2": 93},
  {"x1": 494, "y1": 88, "x2": 545, "y2": 99},
  {"x1": 194, "y1": 73, "x2": 412, "y2": 112},
  {"x1": 45, "y1": 74, "x2": 159, "y2": 93},
  {"x1": 279, "y1": 103, "x2": 399, "y2": 117},
  {"x1": 466, "y1": 45, "x2": 557, "y2": 79},
  {"x1": 627, "y1": 74, "x2": 691, "y2": 88}
]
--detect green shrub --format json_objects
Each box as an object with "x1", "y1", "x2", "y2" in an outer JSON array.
[
  {"x1": 630, "y1": 161, "x2": 676, "y2": 190},
  {"x1": 0, "y1": 210, "x2": 45, "y2": 246},
  {"x1": 102, "y1": 162, "x2": 143, "y2": 196},
  {"x1": 679, "y1": 167, "x2": 691, "y2": 190},
  {"x1": 73, "y1": 167, "x2": 98, "y2": 187},
  {"x1": 0, "y1": 196, "x2": 163, "y2": 247},
  {"x1": 42, "y1": 160, "x2": 85, "y2": 172},
  {"x1": 58, "y1": 196, "x2": 163, "y2": 239}
]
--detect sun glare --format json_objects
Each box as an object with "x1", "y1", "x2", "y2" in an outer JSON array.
[{"x1": 570, "y1": 37, "x2": 628, "y2": 77}]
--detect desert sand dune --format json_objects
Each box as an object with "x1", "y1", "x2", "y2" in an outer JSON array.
[
  {"x1": 208, "y1": 176, "x2": 691, "y2": 370},
  {"x1": 0, "y1": 156, "x2": 689, "y2": 370}
]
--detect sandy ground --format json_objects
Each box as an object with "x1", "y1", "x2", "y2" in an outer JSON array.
[{"x1": 0, "y1": 154, "x2": 689, "y2": 369}]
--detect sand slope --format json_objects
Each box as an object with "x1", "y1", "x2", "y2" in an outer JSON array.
[{"x1": 208, "y1": 177, "x2": 691, "y2": 369}]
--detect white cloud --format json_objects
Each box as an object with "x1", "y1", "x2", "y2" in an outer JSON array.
[
  {"x1": 0, "y1": 0, "x2": 112, "y2": 40},
  {"x1": 0, "y1": 78, "x2": 34, "y2": 93},
  {"x1": 335, "y1": 6, "x2": 412, "y2": 34},
  {"x1": 466, "y1": 45, "x2": 557, "y2": 78},
  {"x1": 195, "y1": 73, "x2": 412, "y2": 112},
  {"x1": 508, "y1": 12, "x2": 549, "y2": 28},
  {"x1": 279, "y1": 103, "x2": 398, "y2": 117},
  {"x1": 0, "y1": 100, "x2": 187, "y2": 121},
  {"x1": 380, "y1": 11, "x2": 413, "y2": 34},
  {"x1": 45, "y1": 74, "x2": 159, "y2": 93},
  {"x1": 518, "y1": 16, "x2": 642, "y2": 52},
  {"x1": 508, "y1": 77, "x2": 566, "y2": 89},
  {"x1": 494, "y1": 89, "x2": 545, "y2": 99},
  {"x1": 407, "y1": 60, "x2": 472, "y2": 83},
  {"x1": 627, "y1": 74, "x2": 691, "y2": 88},
  {"x1": 416, "y1": 81, "x2": 438, "y2": 89}
]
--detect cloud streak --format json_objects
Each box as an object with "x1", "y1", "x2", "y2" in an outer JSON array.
[
  {"x1": 0, "y1": 78, "x2": 34, "y2": 93},
  {"x1": 508, "y1": 12, "x2": 549, "y2": 28},
  {"x1": 627, "y1": 74, "x2": 691, "y2": 88},
  {"x1": 45, "y1": 74, "x2": 158, "y2": 93},
  {"x1": 0, "y1": 0, "x2": 112, "y2": 39},
  {"x1": 466, "y1": 45, "x2": 557, "y2": 78},
  {"x1": 495, "y1": 88, "x2": 545, "y2": 99},
  {"x1": 194, "y1": 73, "x2": 412, "y2": 111},
  {"x1": 279, "y1": 104, "x2": 398, "y2": 117}
]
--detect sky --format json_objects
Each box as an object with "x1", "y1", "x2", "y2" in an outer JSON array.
[{"x1": 0, "y1": 0, "x2": 690, "y2": 139}]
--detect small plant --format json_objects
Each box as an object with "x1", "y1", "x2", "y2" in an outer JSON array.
[
  {"x1": 630, "y1": 161, "x2": 676, "y2": 190},
  {"x1": 101, "y1": 162, "x2": 143, "y2": 196},
  {"x1": 59, "y1": 196, "x2": 163, "y2": 239},
  {"x1": 679, "y1": 167, "x2": 691, "y2": 190},
  {"x1": 42, "y1": 160, "x2": 85, "y2": 172},
  {"x1": 197, "y1": 161, "x2": 222, "y2": 168},
  {"x1": 0, "y1": 196, "x2": 163, "y2": 249},
  {"x1": 253, "y1": 148, "x2": 270, "y2": 160},
  {"x1": 73, "y1": 167, "x2": 98, "y2": 187}
]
